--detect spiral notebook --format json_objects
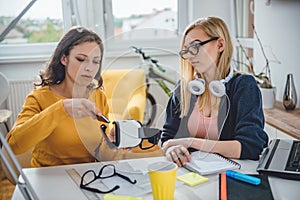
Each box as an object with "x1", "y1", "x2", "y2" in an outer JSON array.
[{"x1": 185, "y1": 151, "x2": 241, "y2": 175}]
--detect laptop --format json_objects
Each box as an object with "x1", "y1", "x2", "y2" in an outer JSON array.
[
  {"x1": 257, "y1": 139, "x2": 300, "y2": 180},
  {"x1": 0, "y1": 130, "x2": 39, "y2": 200}
]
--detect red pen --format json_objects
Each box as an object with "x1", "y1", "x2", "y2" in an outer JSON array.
[{"x1": 220, "y1": 173, "x2": 227, "y2": 200}]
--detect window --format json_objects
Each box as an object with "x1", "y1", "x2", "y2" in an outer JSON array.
[
  {"x1": 111, "y1": 0, "x2": 177, "y2": 40},
  {"x1": 0, "y1": 0, "x2": 63, "y2": 44}
]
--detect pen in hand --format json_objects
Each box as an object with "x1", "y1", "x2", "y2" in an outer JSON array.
[
  {"x1": 96, "y1": 114, "x2": 110, "y2": 123},
  {"x1": 226, "y1": 170, "x2": 261, "y2": 185}
]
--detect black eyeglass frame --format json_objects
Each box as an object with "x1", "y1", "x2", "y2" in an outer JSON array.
[
  {"x1": 80, "y1": 164, "x2": 137, "y2": 194},
  {"x1": 179, "y1": 37, "x2": 219, "y2": 60}
]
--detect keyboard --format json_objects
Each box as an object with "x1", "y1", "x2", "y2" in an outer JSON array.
[{"x1": 285, "y1": 141, "x2": 300, "y2": 172}]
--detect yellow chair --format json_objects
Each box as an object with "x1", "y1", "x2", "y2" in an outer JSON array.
[
  {"x1": 102, "y1": 69, "x2": 159, "y2": 152},
  {"x1": 102, "y1": 69, "x2": 146, "y2": 123}
]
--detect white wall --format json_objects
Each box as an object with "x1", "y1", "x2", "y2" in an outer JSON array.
[
  {"x1": 0, "y1": 61, "x2": 45, "y2": 80},
  {"x1": 254, "y1": 0, "x2": 300, "y2": 107}
]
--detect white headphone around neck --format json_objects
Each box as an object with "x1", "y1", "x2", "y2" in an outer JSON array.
[{"x1": 188, "y1": 68, "x2": 234, "y2": 97}]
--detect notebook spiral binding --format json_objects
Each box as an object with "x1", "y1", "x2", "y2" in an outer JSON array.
[
  {"x1": 214, "y1": 153, "x2": 242, "y2": 169},
  {"x1": 185, "y1": 151, "x2": 242, "y2": 175}
]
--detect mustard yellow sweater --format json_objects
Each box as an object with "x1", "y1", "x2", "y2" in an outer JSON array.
[
  {"x1": 7, "y1": 86, "x2": 162, "y2": 167},
  {"x1": 6, "y1": 85, "x2": 111, "y2": 167}
]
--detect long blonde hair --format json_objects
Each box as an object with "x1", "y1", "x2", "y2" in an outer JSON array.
[{"x1": 180, "y1": 16, "x2": 233, "y2": 117}]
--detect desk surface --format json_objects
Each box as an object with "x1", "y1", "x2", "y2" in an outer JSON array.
[
  {"x1": 13, "y1": 156, "x2": 300, "y2": 200},
  {"x1": 264, "y1": 101, "x2": 300, "y2": 139}
]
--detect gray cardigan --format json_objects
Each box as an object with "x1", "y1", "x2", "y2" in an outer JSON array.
[{"x1": 161, "y1": 74, "x2": 268, "y2": 160}]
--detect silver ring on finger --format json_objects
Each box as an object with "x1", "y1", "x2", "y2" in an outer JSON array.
[{"x1": 171, "y1": 151, "x2": 177, "y2": 160}]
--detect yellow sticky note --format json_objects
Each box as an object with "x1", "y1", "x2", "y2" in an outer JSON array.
[
  {"x1": 104, "y1": 194, "x2": 142, "y2": 200},
  {"x1": 177, "y1": 172, "x2": 209, "y2": 186}
]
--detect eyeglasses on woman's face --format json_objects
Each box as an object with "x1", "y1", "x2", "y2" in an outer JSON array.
[
  {"x1": 179, "y1": 37, "x2": 219, "y2": 60},
  {"x1": 80, "y1": 164, "x2": 137, "y2": 194}
]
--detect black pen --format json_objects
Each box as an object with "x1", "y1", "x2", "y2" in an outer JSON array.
[{"x1": 96, "y1": 114, "x2": 110, "y2": 123}]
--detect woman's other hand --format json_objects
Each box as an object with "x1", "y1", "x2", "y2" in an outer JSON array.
[
  {"x1": 63, "y1": 98, "x2": 101, "y2": 119},
  {"x1": 108, "y1": 128, "x2": 116, "y2": 142},
  {"x1": 165, "y1": 145, "x2": 191, "y2": 167}
]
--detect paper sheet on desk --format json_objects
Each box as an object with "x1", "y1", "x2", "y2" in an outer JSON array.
[
  {"x1": 102, "y1": 173, "x2": 151, "y2": 197},
  {"x1": 119, "y1": 159, "x2": 154, "y2": 174},
  {"x1": 75, "y1": 162, "x2": 152, "y2": 197},
  {"x1": 76, "y1": 161, "x2": 146, "y2": 175},
  {"x1": 75, "y1": 161, "x2": 183, "y2": 197},
  {"x1": 101, "y1": 167, "x2": 184, "y2": 197}
]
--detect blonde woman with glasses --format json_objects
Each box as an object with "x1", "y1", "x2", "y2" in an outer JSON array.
[{"x1": 161, "y1": 16, "x2": 268, "y2": 167}]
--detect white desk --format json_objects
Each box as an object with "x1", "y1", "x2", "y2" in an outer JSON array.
[{"x1": 12, "y1": 156, "x2": 300, "y2": 200}]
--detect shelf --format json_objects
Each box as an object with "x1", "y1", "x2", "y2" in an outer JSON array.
[{"x1": 264, "y1": 101, "x2": 300, "y2": 140}]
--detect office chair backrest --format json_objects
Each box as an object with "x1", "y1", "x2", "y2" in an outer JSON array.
[
  {"x1": 0, "y1": 72, "x2": 9, "y2": 105},
  {"x1": 0, "y1": 131, "x2": 38, "y2": 199},
  {"x1": 1, "y1": 146, "x2": 33, "y2": 184}
]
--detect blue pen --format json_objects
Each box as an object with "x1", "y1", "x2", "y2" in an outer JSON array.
[{"x1": 226, "y1": 170, "x2": 261, "y2": 185}]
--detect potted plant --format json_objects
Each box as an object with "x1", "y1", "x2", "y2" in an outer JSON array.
[{"x1": 236, "y1": 25, "x2": 279, "y2": 109}]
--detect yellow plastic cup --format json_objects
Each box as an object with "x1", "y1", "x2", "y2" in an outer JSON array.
[{"x1": 148, "y1": 161, "x2": 178, "y2": 200}]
